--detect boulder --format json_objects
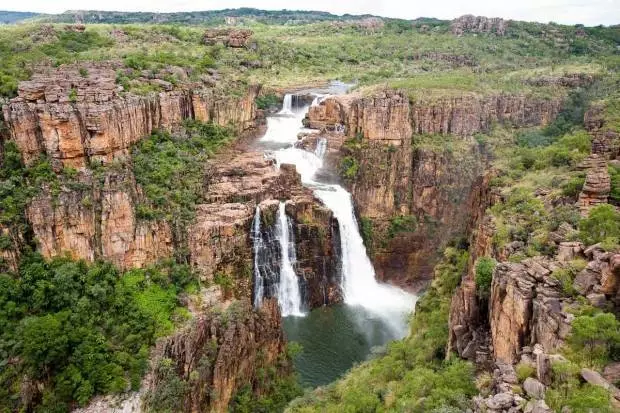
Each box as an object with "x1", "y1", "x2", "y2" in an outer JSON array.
[{"x1": 523, "y1": 377, "x2": 546, "y2": 400}]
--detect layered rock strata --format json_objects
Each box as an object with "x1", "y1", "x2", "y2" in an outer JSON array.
[
  {"x1": 2, "y1": 65, "x2": 259, "y2": 169},
  {"x1": 149, "y1": 299, "x2": 288, "y2": 413}
]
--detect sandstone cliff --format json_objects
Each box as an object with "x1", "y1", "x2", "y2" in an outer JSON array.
[
  {"x1": 2, "y1": 65, "x2": 258, "y2": 169},
  {"x1": 305, "y1": 91, "x2": 561, "y2": 287},
  {"x1": 147, "y1": 299, "x2": 288, "y2": 413}
]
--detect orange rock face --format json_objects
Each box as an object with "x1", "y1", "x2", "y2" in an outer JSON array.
[{"x1": 2, "y1": 65, "x2": 259, "y2": 169}]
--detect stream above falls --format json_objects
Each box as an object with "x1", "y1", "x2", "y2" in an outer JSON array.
[{"x1": 256, "y1": 83, "x2": 416, "y2": 387}]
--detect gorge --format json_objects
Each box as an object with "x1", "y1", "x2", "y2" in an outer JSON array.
[{"x1": 0, "y1": 10, "x2": 618, "y2": 413}]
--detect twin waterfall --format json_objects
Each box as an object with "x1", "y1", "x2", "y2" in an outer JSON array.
[{"x1": 254, "y1": 93, "x2": 415, "y2": 322}]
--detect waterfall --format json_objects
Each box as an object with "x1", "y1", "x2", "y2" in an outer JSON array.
[
  {"x1": 260, "y1": 94, "x2": 415, "y2": 327},
  {"x1": 275, "y1": 202, "x2": 304, "y2": 316},
  {"x1": 278, "y1": 93, "x2": 295, "y2": 116},
  {"x1": 313, "y1": 187, "x2": 414, "y2": 319},
  {"x1": 252, "y1": 206, "x2": 265, "y2": 309},
  {"x1": 314, "y1": 137, "x2": 327, "y2": 159}
]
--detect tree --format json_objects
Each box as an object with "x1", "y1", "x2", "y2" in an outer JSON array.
[
  {"x1": 579, "y1": 204, "x2": 620, "y2": 245},
  {"x1": 568, "y1": 313, "x2": 620, "y2": 368}
]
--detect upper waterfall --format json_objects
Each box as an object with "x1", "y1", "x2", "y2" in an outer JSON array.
[{"x1": 259, "y1": 92, "x2": 415, "y2": 327}]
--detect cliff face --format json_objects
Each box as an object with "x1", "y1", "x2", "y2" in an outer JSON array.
[
  {"x1": 2, "y1": 65, "x2": 258, "y2": 169},
  {"x1": 306, "y1": 91, "x2": 561, "y2": 138},
  {"x1": 306, "y1": 91, "x2": 560, "y2": 287},
  {"x1": 148, "y1": 299, "x2": 288, "y2": 413}
]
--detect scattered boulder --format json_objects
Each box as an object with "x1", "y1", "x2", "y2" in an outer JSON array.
[
  {"x1": 581, "y1": 368, "x2": 620, "y2": 401},
  {"x1": 603, "y1": 362, "x2": 620, "y2": 385},
  {"x1": 486, "y1": 392, "x2": 515, "y2": 410}
]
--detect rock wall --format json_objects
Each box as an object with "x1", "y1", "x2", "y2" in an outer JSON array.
[
  {"x1": 149, "y1": 299, "x2": 287, "y2": 413},
  {"x1": 306, "y1": 91, "x2": 561, "y2": 138},
  {"x1": 450, "y1": 15, "x2": 509, "y2": 36},
  {"x1": 2, "y1": 65, "x2": 259, "y2": 169}
]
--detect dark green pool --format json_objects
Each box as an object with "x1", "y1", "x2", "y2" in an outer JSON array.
[{"x1": 283, "y1": 304, "x2": 411, "y2": 388}]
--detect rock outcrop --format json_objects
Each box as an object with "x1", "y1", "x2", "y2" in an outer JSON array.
[
  {"x1": 584, "y1": 101, "x2": 620, "y2": 159},
  {"x1": 451, "y1": 15, "x2": 509, "y2": 36},
  {"x1": 2, "y1": 64, "x2": 259, "y2": 168},
  {"x1": 306, "y1": 91, "x2": 562, "y2": 138},
  {"x1": 489, "y1": 258, "x2": 573, "y2": 364},
  {"x1": 576, "y1": 154, "x2": 610, "y2": 215},
  {"x1": 148, "y1": 299, "x2": 288, "y2": 413},
  {"x1": 203, "y1": 28, "x2": 254, "y2": 47}
]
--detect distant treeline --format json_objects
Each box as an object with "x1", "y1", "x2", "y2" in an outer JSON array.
[{"x1": 0, "y1": 11, "x2": 39, "y2": 24}]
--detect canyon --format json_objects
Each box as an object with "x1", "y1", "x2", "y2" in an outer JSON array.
[{"x1": 0, "y1": 11, "x2": 618, "y2": 413}]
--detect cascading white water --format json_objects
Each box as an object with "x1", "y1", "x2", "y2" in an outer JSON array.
[
  {"x1": 314, "y1": 137, "x2": 327, "y2": 159},
  {"x1": 252, "y1": 206, "x2": 264, "y2": 309},
  {"x1": 278, "y1": 93, "x2": 294, "y2": 115},
  {"x1": 261, "y1": 98, "x2": 415, "y2": 329},
  {"x1": 276, "y1": 202, "x2": 304, "y2": 317}
]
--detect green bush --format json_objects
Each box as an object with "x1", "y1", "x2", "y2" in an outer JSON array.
[
  {"x1": 388, "y1": 215, "x2": 417, "y2": 238},
  {"x1": 255, "y1": 94, "x2": 280, "y2": 110},
  {"x1": 546, "y1": 360, "x2": 614, "y2": 412},
  {"x1": 0, "y1": 254, "x2": 194, "y2": 412},
  {"x1": 359, "y1": 217, "x2": 374, "y2": 253},
  {"x1": 474, "y1": 257, "x2": 496, "y2": 299},
  {"x1": 515, "y1": 362, "x2": 535, "y2": 382},
  {"x1": 562, "y1": 174, "x2": 586, "y2": 197},
  {"x1": 566, "y1": 312, "x2": 620, "y2": 368},
  {"x1": 609, "y1": 163, "x2": 620, "y2": 204},
  {"x1": 340, "y1": 156, "x2": 359, "y2": 180},
  {"x1": 578, "y1": 204, "x2": 620, "y2": 245}
]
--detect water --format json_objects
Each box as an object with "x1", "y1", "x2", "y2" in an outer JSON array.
[
  {"x1": 283, "y1": 304, "x2": 405, "y2": 387},
  {"x1": 258, "y1": 87, "x2": 416, "y2": 386},
  {"x1": 252, "y1": 206, "x2": 264, "y2": 309},
  {"x1": 276, "y1": 202, "x2": 304, "y2": 317}
]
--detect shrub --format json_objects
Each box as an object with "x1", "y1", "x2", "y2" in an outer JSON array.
[
  {"x1": 515, "y1": 363, "x2": 535, "y2": 382},
  {"x1": 387, "y1": 215, "x2": 417, "y2": 238},
  {"x1": 255, "y1": 94, "x2": 280, "y2": 110},
  {"x1": 359, "y1": 217, "x2": 374, "y2": 253},
  {"x1": 475, "y1": 257, "x2": 496, "y2": 298},
  {"x1": 566, "y1": 312, "x2": 620, "y2": 368},
  {"x1": 578, "y1": 204, "x2": 620, "y2": 245},
  {"x1": 609, "y1": 163, "x2": 620, "y2": 204},
  {"x1": 0, "y1": 254, "x2": 191, "y2": 411},
  {"x1": 340, "y1": 156, "x2": 359, "y2": 180}
]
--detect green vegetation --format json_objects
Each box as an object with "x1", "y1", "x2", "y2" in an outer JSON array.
[
  {"x1": 359, "y1": 217, "x2": 375, "y2": 254},
  {"x1": 474, "y1": 257, "x2": 496, "y2": 298},
  {"x1": 609, "y1": 163, "x2": 620, "y2": 205},
  {"x1": 565, "y1": 312, "x2": 620, "y2": 369},
  {"x1": 515, "y1": 363, "x2": 535, "y2": 382},
  {"x1": 339, "y1": 156, "x2": 359, "y2": 180},
  {"x1": 545, "y1": 361, "x2": 613, "y2": 413},
  {"x1": 0, "y1": 254, "x2": 196, "y2": 412},
  {"x1": 256, "y1": 93, "x2": 280, "y2": 110},
  {"x1": 578, "y1": 204, "x2": 620, "y2": 247},
  {"x1": 132, "y1": 120, "x2": 233, "y2": 226},
  {"x1": 387, "y1": 215, "x2": 417, "y2": 239},
  {"x1": 289, "y1": 245, "x2": 475, "y2": 412}
]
